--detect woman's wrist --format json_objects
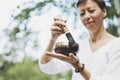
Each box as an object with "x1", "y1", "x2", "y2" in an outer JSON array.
[
  {"x1": 73, "y1": 61, "x2": 90, "y2": 79},
  {"x1": 72, "y1": 60, "x2": 85, "y2": 72},
  {"x1": 50, "y1": 37, "x2": 58, "y2": 42},
  {"x1": 75, "y1": 63, "x2": 85, "y2": 73},
  {"x1": 74, "y1": 61, "x2": 82, "y2": 69}
]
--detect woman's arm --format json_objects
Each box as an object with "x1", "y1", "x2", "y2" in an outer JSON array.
[
  {"x1": 41, "y1": 38, "x2": 57, "y2": 64},
  {"x1": 40, "y1": 16, "x2": 67, "y2": 64},
  {"x1": 46, "y1": 51, "x2": 91, "y2": 80},
  {"x1": 45, "y1": 40, "x2": 120, "y2": 80}
]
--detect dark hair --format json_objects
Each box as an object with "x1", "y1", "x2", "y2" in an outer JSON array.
[{"x1": 77, "y1": 0, "x2": 107, "y2": 10}]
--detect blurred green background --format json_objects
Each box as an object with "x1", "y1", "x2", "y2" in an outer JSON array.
[{"x1": 0, "y1": 0, "x2": 120, "y2": 80}]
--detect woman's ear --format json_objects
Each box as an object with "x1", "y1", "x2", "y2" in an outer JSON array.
[{"x1": 102, "y1": 8, "x2": 107, "y2": 18}]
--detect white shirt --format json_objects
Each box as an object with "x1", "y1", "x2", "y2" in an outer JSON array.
[{"x1": 39, "y1": 37, "x2": 120, "y2": 80}]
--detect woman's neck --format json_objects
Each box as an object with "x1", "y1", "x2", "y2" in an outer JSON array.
[{"x1": 89, "y1": 27, "x2": 107, "y2": 42}]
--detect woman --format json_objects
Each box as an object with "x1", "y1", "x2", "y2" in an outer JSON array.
[{"x1": 39, "y1": 0, "x2": 120, "y2": 80}]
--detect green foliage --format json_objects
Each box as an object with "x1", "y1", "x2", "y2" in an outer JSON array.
[
  {"x1": 106, "y1": 25, "x2": 119, "y2": 37},
  {"x1": 3, "y1": 0, "x2": 118, "y2": 60},
  {"x1": 14, "y1": 0, "x2": 55, "y2": 22},
  {"x1": 14, "y1": 8, "x2": 34, "y2": 21},
  {"x1": 9, "y1": 27, "x2": 20, "y2": 41},
  {"x1": 0, "y1": 0, "x2": 119, "y2": 80},
  {"x1": 0, "y1": 58, "x2": 72, "y2": 80},
  {"x1": 107, "y1": 0, "x2": 117, "y2": 19}
]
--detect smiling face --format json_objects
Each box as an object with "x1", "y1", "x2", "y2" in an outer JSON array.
[{"x1": 78, "y1": 0, "x2": 107, "y2": 33}]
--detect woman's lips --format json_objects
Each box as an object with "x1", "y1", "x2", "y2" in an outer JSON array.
[{"x1": 85, "y1": 21, "x2": 94, "y2": 28}]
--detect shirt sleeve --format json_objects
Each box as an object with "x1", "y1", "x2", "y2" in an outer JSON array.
[
  {"x1": 38, "y1": 57, "x2": 72, "y2": 74},
  {"x1": 90, "y1": 39, "x2": 120, "y2": 80}
]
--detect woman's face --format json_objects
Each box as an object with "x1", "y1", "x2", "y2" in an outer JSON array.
[{"x1": 78, "y1": 0, "x2": 106, "y2": 33}]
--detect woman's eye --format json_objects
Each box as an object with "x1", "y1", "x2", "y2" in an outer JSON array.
[
  {"x1": 89, "y1": 10, "x2": 95, "y2": 13},
  {"x1": 80, "y1": 12, "x2": 85, "y2": 16}
]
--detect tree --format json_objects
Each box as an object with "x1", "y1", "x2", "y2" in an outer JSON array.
[
  {"x1": 0, "y1": 0, "x2": 119, "y2": 79},
  {"x1": 106, "y1": 0, "x2": 120, "y2": 36},
  {"x1": 113, "y1": 0, "x2": 120, "y2": 35},
  {"x1": 2, "y1": 0, "x2": 79, "y2": 62},
  {"x1": 0, "y1": 58, "x2": 72, "y2": 80}
]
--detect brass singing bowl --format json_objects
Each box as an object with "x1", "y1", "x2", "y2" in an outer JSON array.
[{"x1": 54, "y1": 42, "x2": 79, "y2": 56}]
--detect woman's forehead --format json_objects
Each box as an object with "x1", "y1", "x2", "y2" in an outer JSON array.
[{"x1": 78, "y1": 0, "x2": 99, "y2": 10}]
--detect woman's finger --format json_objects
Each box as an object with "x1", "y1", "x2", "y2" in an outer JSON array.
[
  {"x1": 46, "y1": 51, "x2": 71, "y2": 61},
  {"x1": 53, "y1": 20, "x2": 66, "y2": 27},
  {"x1": 69, "y1": 53, "x2": 79, "y2": 62},
  {"x1": 54, "y1": 16, "x2": 62, "y2": 21},
  {"x1": 50, "y1": 26, "x2": 64, "y2": 35},
  {"x1": 69, "y1": 53, "x2": 77, "y2": 59},
  {"x1": 46, "y1": 51, "x2": 79, "y2": 65},
  {"x1": 51, "y1": 26, "x2": 63, "y2": 32},
  {"x1": 54, "y1": 15, "x2": 67, "y2": 23}
]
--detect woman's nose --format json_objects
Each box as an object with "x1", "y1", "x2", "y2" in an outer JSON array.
[{"x1": 84, "y1": 12, "x2": 91, "y2": 20}]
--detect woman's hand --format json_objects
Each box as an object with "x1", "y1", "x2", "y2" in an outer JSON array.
[
  {"x1": 50, "y1": 15, "x2": 68, "y2": 40},
  {"x1": 46, "y1": 51, "x2": 81, "y2": 69}
]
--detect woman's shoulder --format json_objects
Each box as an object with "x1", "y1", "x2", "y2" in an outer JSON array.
[
  {"x1": 106, "y1": 33, "x2": 120, "y2": 45},
  {"x1": 107, "y1": 37, "x2": 120, "y2": 48},
  {"x1": 107, "y1": 37, "x2": 120, "y2": 59},
  {"x1": 111, "y1": 37, "x2": 120, "y2": 43},
  {"x1": 108, "y1": 37, "x2": 120, "y2": 50}
]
